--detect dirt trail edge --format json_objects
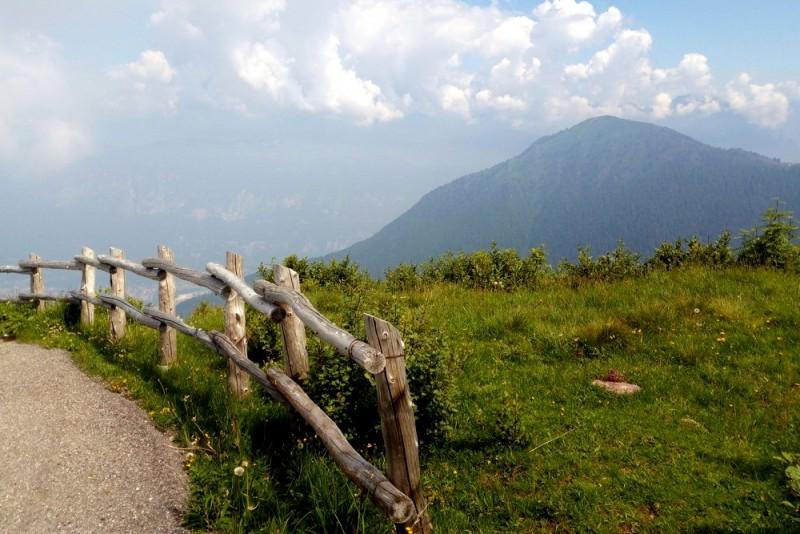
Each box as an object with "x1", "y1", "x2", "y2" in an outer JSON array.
[{"x1": 0, "y1": 342, "x2": 188, "y2": 533}]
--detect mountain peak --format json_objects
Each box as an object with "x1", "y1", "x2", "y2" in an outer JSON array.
[{"x1": 560, "y1": 115, "x2": 684, "y2": 139}]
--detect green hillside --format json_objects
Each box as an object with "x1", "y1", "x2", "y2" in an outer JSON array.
[
  {"x1": 3, "y1": 260, "x2": 799, "y2": 531},
  {"x1": 330, "y1": 116, "x2": 800, "y2": 275}
]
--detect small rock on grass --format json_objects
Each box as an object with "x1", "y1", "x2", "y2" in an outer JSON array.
[{"x1": 592, "y1": 380, "x2": 641, "y2": 394}]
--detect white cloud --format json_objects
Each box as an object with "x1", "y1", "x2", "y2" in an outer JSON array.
[
  {"x1": 4, "y1": 0, "x2": 798, "y2": 177},
  {"x1": 110, "y1": 50, "x2": 175, "y2": 83},
  {"x1": 315, "y1": 36, "x2": 403, "y2": 124},
  {"x1": 131, "y1": 0, "x2": 795, "y2": 129},
  {"x1": 0, "y1": 32, "x2": 93, "y2": 174},
  {"x1": 675, "y1": 96, "x2": 720, "y2": 116},
  {"x1": 31, "y1": 120, "x2": 93, "y2": 170},
  {"x1": 481, "y1": 16, "x2": 535, "y2": 56},
  {"x1": 564, "y1": 29, "x2": 653, "y2": 79},
  {"x1": 532, "y1": 0, "x2": 621, "y2": 46},
  {"x1": 107, "y1": 50, "x2": 179, "y2": 113},
  {"x1": 475, "y1": 89, "x2": 527, "y2": 112},
  {"x1": 439, "y1": 84, "x2": 472, "y2": 118},
  {"x1": 233, "y1": 42, "x2": 307, "y2": 106},
  {"x1": 652, "y1": 92, "x2": 672, "y2": 119},
  {"x1": 726, "y1": 73, "x2": 790, "y2": 128},
  {"x1": 777, "y1": 81, "x2": 800, "y2": 100}
]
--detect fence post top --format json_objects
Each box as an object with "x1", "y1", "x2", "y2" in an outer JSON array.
[{"x1": 364, "y1": 314, "x2": 405, "y2": 352}]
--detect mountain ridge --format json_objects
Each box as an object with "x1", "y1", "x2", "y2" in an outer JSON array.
[{"x1": 327, "y1": 116, "x2": 800, "y2": 275}]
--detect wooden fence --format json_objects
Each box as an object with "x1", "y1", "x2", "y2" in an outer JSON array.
[{"x1": 0, "y1": 246, "x2": 432, "y2": 533}]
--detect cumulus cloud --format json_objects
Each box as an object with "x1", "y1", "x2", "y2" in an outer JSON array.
[
  {"x1": 314, "y1": 36, "x2": 403, "y2": 124},
  {"x1": 532, "y1": 0, "x2": 621, "y2": 46},
  {"x1": 3, "y1": 0, "x2": 799, "y2": 175},
  {"x1": 726, "y1": 73, "x2": 790, "y2": 128},
  {"x1": 439, "y1": 84, "x2": 472, "y2": 118},
  {"x1": 107, "y1": 50, "x2": 179, "y2": 113},
  {"x1": 233, "y1": 42, "x2": 307, "y2": 106},
  {"x1": 110, "y1": 50, "x2": 175, "y2": 84},
  {"x1": 133, "y1": 0, "x2": 797, "y2": 128}
]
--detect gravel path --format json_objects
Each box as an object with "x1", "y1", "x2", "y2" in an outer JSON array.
[{"x1": 0, "y1": 342, "x2": 188, "y2": 533}]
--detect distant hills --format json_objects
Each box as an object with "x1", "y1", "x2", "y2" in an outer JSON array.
[{"x1": 328, "y1": 116, "x2": 800, "y2": 275}]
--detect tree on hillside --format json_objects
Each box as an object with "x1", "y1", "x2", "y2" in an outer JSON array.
[{"x1": 737, "y1": 203, "x2": 800, "y2": 270}]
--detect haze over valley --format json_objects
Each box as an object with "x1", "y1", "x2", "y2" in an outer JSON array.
[{"x1": 2, "y1": 1, "x2": 799, "y2": 300}]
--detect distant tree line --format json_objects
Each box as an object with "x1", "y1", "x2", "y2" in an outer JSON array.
[{"x1": 262, "y1": 205, "x2": 800, "y2": 292}]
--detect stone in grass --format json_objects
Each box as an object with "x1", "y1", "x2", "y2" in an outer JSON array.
[
  {"x1": 592, "y1": 380, "x2": 641, "y2": 394},
  {"x1": 592, "y1": 369, "x2": 641, "y2": 395}
]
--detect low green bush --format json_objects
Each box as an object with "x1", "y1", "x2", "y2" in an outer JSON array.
[
  {"x1": 392, "y1": 243, "x2": 550, "y2": 290},
  {"x1": 259, "y1": 255, "x2": 370, "y2": 291},
  {"x1": 647, "y1": 231, "x2": 734, "y2": 270},
  {"x1": 558, "y1": 241, "x2": 643, "y2": 284}
]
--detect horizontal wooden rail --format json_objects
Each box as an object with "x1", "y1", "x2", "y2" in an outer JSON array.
[
  {"x1": 142, "y1": 258, "x2": 227, "y2": 295},
  {"x1": 18, "y1": 292, "x2": 76, "y2": 302},
  {"x1": 0, "y1": 266, "x2": 31, "y2": 274},
  {"x1": 69, "y1": 291, "x2": 103, "y2": 307},
  {"x1": 75, "y1": 255, "x2": 112, "y2": 273},
  {"x1": 266, "y1": 367, "x2": 415, "y2": 523},
  {"x1": 254, "y1": 280, "x2": 386, "y2": 374},
  {"x1": 18, "y1": 259, "x2": 80, "y2": 271},
  {"x1": 1, "y1": 251, "x2": 424, "y2": 529},
  {"x1": 98, "y1": 295, "x2": 162, "y2": 329},
  {"x1": 206, "y1": 263, "x2": 284, "y2": 322},
  {"x1": 106, "y1": 302, "x2": 410, "y2": 519},
  {"x1": 97, "y1": 255, "x2": 161, "y2": 281},
  {"x1": 141, "y1": 307, "x2": 280, "y2": 399}
]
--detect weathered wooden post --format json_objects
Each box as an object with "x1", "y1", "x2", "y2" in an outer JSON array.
[
  {"x1": 273, "y1": 264, "x2": 309, "y2": 381},
  {"x1": 157, "y1": 245, "x2": 178, "y2": 365},
  {"x1": 365, "y1": 314, "x2": 432, "y2": 534},
  {"x1": 79, "y1": 246, "x2": 96, "y2": 325},
  {"x1": 225, "y1": 251, "x2": 249, "y2": 397},
  {"x1": 109, "y1": 247, "x2": 126, "y2": 341},
  {"x1": 28, "y1": 253, "x2": 44, "y2": 312}
]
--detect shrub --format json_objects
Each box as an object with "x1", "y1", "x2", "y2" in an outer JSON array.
[
  {"x1": 384, "y1": 263, "x2": 419, "y2": 291},
  {"x1": 402, "y1": 321, "x2": 455, "y2": 446},
  {"x1": 490, "y1": 399, "x2": 529, "y2": 449},
  {"x1": 647, "y1": 232, "x2": 734, "y2": 271},
  {"x1": 303, "y1": 339, "x2": 378, "y2": 444},
  {"x1": 242, "y1": 288, "x2": 455, "y2": 448},
  {"x1": 559, "y1": 241, "x2": 643, "y2": 283},
  {"x1": 245, "y1": 304, "x2": 282, "y2": 366},
  {"x1": 299, "y1": 323, "x2": 454, "y2": 448},
  {"x1": 417, "y1": 243, "x2": 549, "y2": 290},
  {"x1": 518, "y1": 246, "x2": 549, "y2": 287},
  {"x1": 257, "y1": 255, "x2": 371, "y2": 291}
]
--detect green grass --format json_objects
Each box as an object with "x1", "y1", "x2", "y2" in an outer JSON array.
[{"x1": 2, "y1": 266, "x2": 799, "y2": 532}]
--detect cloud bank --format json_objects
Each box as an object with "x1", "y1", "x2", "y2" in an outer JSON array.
[{"x1": 1, "y1": 0, "x2": 798, "y2": 173}]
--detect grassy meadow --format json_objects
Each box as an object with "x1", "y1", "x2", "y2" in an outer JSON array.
[{"x1": 1, "y1": 266, "x2": 799, "y2": 532}]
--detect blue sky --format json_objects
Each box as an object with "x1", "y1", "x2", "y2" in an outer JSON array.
[
  {"x1": 1, "y1": 0, "x2": 799, "y2": 297},
  {"x1": 595, "y1": 0, "x2": 799, "y2": 81}
]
